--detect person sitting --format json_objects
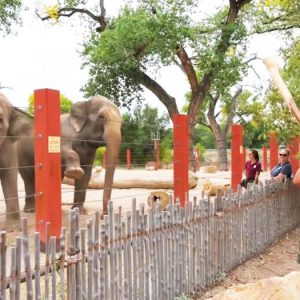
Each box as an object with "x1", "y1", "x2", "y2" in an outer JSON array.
[
  {"x1": 270, "y1": 148, "x2": 292, "y2": 180},
  {"x1": 240, "y1": 149, "x2": 262, "y2": 189}
]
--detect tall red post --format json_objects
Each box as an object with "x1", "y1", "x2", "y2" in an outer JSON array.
[
  {"x1": 127, "y1": 148, "x2": 132, "y2": 170},
  {"x1": 173, "y1": 114, "x2": 189, "y2": 207},
  {"x1": 231, "y1": 124, "x2": 243, "y2": 192},
  {"x1": 290, "y1": 136, "x2": 300, "y2": 176},
  {"x1": 262, "y1": 146, "x2": 268, "y2": 171},
  {"x1": 154, "y1": 140, "x2": 160, "y2": 170},
  {"x1": 269, "y1": 132, "x2": 278, "y2": 170},
  {"x1": 34, "y1": 89, "x2": 61, "y2": 249}
]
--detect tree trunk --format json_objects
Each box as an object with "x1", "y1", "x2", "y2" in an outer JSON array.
[{"x1": 215, "y1": 137, "x2": 228, "y2": 171}]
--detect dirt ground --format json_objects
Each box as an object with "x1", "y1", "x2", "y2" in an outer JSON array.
[{"x1": 197, "y1": 225, "x2": 300, "y2": 299}]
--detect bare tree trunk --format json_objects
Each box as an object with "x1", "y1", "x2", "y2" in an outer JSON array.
[{"x1": 215, "y1": 137, "x2": 228, "y2": 171}]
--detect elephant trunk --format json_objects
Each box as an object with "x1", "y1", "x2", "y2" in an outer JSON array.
[{"x1": 102, "y1": 126, "x2": 121, "y2": 215}]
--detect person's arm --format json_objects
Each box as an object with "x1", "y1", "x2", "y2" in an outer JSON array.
[
  {"x1": 254, "y1": 163, "x2": 261, "y2": 184},
  {"x1": 274, "y1": 164, "x2": 290, "y2": 181},
  {"x1": 274, "y1": 173, "x2": 284, "y2": 181}
]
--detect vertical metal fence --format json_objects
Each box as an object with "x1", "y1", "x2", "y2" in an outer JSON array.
[{"x1": 1, "y1": 179, "x2": 300, "y2": 299}]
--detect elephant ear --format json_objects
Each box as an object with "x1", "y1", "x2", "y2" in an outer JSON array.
[
  {"x1": 8, "y1": 108, "x2": 33, "y2": 140},
  {"x1": 69, "y1": 101, "x2": 89, "y2": 133}
]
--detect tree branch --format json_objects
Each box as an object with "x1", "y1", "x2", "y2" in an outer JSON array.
[
  {"x1": 36, "y1": 5, "x2": 107, "y2": 32},
  {"x1": 224, "y1": 87, "x2": 243, "y2": 133},
  {"x1": 188, "y1": 0, "x2": 252, "y2": 128},
  {"x1": 138, "y1": 71, "x2": 179, "y2": 117},
  {"x1": 255, "y1": 24, "x2": 298, "y2": 34},
  {"x1": 176, "y1": 45, "x2": 198, "y2": 95}
]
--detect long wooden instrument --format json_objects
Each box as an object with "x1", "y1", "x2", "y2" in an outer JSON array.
[
  {"x1": 263, "y1": 57, "x2": 300, "y2": 123},
  {"x1": 264, "y1": 57, "x2": 300, "y2": 185}
]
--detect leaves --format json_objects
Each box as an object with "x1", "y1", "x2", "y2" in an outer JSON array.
[{"x1": 0, "y1": 0, "x2": 22, "y2": 35}]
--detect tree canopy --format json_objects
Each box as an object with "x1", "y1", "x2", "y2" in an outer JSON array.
[
  {"x1": 0, "y1": 0, "x2": 22, "y2": 34},
  {"x1": 35, "y1": 0, "x2": 300, "y2": 165}
]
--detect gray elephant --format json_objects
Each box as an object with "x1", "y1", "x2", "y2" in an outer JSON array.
[
  {"x1": 18, "y1": 95, "x2": 122, "y2": 216},
  {"x1": 0, "y1": 92, "x2": 32, "y2": 230}
]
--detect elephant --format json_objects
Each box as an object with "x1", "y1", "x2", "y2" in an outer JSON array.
[
  {"x1": 18, "y1": 95, "x2": 122, "y2": 216},
  {"x1": 0, "y1": 92, "x2": 32, "y2": 230}
]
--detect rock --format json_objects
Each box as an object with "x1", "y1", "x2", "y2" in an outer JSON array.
[{"x1": 207, "y1": 271, "x2": 300, "y2": 300}]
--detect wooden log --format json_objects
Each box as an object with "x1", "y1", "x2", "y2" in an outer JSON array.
[
  {"x1": 147, "y1": 190, "x2": 170, "y2": 210},
  {"x1": 202, "y1": 180, "x2": 230, "y2": 197},
  {"x1": 62, "y1": 172, "x2": 198, "y2": 189}
]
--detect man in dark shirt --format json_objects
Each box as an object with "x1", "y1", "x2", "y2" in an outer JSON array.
[{"x1": 270, "y1": 148, "x2": 292, "y2": 180}]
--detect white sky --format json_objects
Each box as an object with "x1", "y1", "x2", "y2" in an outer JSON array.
[{"x1": 0, "y1": 1, "x2": 284, "y2": 112}]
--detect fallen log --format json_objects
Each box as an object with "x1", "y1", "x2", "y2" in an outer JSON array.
[{"x1": 62, "y1": 171, "x2": 198, "y2": 189}]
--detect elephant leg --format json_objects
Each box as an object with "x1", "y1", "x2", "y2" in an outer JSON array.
[
  {"x1": 1, "y1": 170, "x2": 20, "y2": 231},
  {"x1": 22, "y1": 176, "x2": 35, "y2": 213},
  {"x1": 72, "y1": 165, "x2": 93, "y2": 214},
  {"x1": 62, "y1": 145, "x2": 84, "y2": 180},
  {"x1": 19, "y1": 166, "x2": 36, "y2": 212}
]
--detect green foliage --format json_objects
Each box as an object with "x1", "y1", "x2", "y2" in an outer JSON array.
[
  {"x1": 159, "y1": 128, "x2": 173, "y2": 163},
  {"x1": 120, "y1": 105, "x2": 171, "y2": 166},
  {"x1": 236, "y1": 92, "x2": 268, "y2": 148},
  {"x1": 27, "y1": 93, "x2": 73, "y2": 115},
  {"x1": 94, "y1": 146, "x2": 106, "y2": 166},
  {"x1": 174, "y1": 293, "x2": 192, "y2": 300},
  {"x1": 194, "y1": 125, "x2": 216, "y2": 149},
  {"x1": 82, "y1": 2, "x2": 196, "y2": 106},
  {"x1": 195, "y1": 143, "x2": 206, "y2": 161},
  {"x1": 254, "y1": 0, "x2": 300, "y2": 34},
  {"x1": 0, "y1": 0, "x2": 22, "y2": 35}
]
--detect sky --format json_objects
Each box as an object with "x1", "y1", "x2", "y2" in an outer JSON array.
[{"x1": 0, "y1": 1, "x2": 285, "y2": 112}]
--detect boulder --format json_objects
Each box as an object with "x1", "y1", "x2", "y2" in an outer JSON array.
[{"x1": 208, "y1": 271, "x2": 300, "y2": 300}]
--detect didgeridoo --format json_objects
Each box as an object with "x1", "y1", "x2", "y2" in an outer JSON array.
[{"x1": 263, "y1": 57, "x2": 300, "y2": 123}]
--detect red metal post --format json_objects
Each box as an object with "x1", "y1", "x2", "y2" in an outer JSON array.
[
  {"x1": 290, "y1": 136, "x2": 300, "y2": 176},
  {"x1": 262, "y1": 146, "x2": 268, "y2": 171},
  {"x1": 231, "y1": 124, "x2": 243, "y2": 192},
  {"x1": 173, "y1": 114, "x2": 189, "y2": 207},
  {"x1": 34, "y1": 89, "x2": 61, "y2": 249},
  {"x1": 154, "y1": 140, "x2": 160, "y2": 170},
  {"x1": 269, "y1": 132, "x2": 278, "y2": 170},
  {"x1": 127, "y1": 148, "x2": 132, "y2": 170}
]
